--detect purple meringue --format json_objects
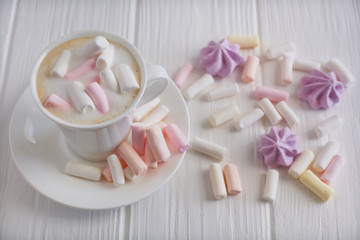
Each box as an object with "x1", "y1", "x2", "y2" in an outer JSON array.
[
  {"x1": 199, "y1": 38, "x2": 245, "y2": 78},
  {"x1": 257, "y1": 127, "x2": 300, "y2": 167},
  {"x1": 299, "y1": 69, "x2": 344, "y2": 110}
]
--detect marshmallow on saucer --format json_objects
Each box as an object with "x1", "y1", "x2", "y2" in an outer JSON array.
[
  {"x1": 124, "y1": 167, "x2": 137, "y2": 182},
  {"x1": 113, "y1": 64, "x2": 140, "y2": 93},
  {"x1": 133, "y1": 97, "x2": 161, "y2": 122},
  {"x1": 51, "y1": 50, "x2": 71, "y2": 78},
  {"x1": 141, "y1": 105, "x2": 169, "y2": 128},
  {"x1": 85, "y1": 82, "x2": 110, "y2": 113},
  {"x1": 117, "y1": 142, "x2": 148, "y2": 176},
  {"x1": 144, "y1": 141, "x2": 157, "y2": 168},
  {"x1": 146, "y1": 124, "x2": 171, "y2": 162},
  {"x1": 65, "y1": 58, "x2": 96, "y2": 81},
  {"x1": 99, "y1": 68, "x2": 118, "y2": 92},
  {"x1": 132, "y1": 123, "x2": 146, "y2": 156},
  {"x1": 65, "y1": 161, "x2": 102, "y2": 181},
  {"x1": 102, "y1": 166, "x2": 113, "y2": 183},
  {"x1": 107, "y1": 154, "x2": 125, "y2": 186},
  {"x1": 67, "y1": 81, "x2": 95, "y2": 114},
  {"x1": 76, "y1": 36, "x2": 109, "y2": 58},
  {"x1": 164, "y1": 123, "x2": 189, "y2": 152},
  {"x1": 96, "y1": 44, "x2": 114, "y2": 70}
]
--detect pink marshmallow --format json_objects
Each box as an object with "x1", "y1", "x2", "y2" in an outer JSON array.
[
  {"x1": 223, "y1": 163, "x2": 242, "y2": 195},
  {"x1": 320, "y1": 154, "x2": 345, "y2": 185},
  {"x1": 44, "y1": 94, "x2": 71, "y2": 109},
  {"x1": 85, "y1": 82, "x2": 110, "y2": 113},
  {"x1": 174, "y1": 63, "x2": 193, "y2": 88},
  {"x1": 102, "y1": 166, "x2": 113, "y2": 183},
  {"x1": 132, "y1": 123, "x2": 146, "y2": 156},
  {"x1": 116, "y1": 142, "x2": 148, "y2": 176},
  {"x1": 164, "y1": 123, "x2": 189, "y2": 152},
  {"x1": 255, "y1": 86, "x2": 289, "y2": 102},
  {"x1": 146, "y1": 124, "x2": 171, "y2": 162},
  {"x1": 144, "y1": 141, "x2": 157, "y2": 168},
  {"x1": 242, "y1": 56, "x2": 259, "y2": 83},
  {"x1": 65, "y1": 58, "x2": 96, "y2": 80}
]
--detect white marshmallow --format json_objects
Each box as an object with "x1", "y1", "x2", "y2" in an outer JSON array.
[
  {"x1": 266, "y1": 41, "x2": 295, "y2": 59},
  {"x1": 293, "y1": 58, "x2": 321, "y2": 72},
  {"x1": 133, "y1": 97, "x2": 161, "y2": 122},
  {"x1": 314, "y1": 115, "x2": 342, "y2": 138},
  {"x1": 183, "y1": 73, "x2": 214, "y2": 100},
  {"x1": 280, "y1": 52, "x2": 294, "y2": 85},
  {"x1": 124, "y1": 167, "x2": 137, "y2": 182},
  {"x1": 67, "y1": 81, "x2": 95, "y2": 114},
  {"x1": 191, "y1": 137, "x2": 227, "y2": 161},
  {"x1": 76, "y1": 36, "x2": 109, "y2": 58},
  {"x1": 234, "y1": 108, "x2": 264, "y2": 130},
  {"x1": 113, "y1": 64, "x2": 140, "y2": 93},
  {"x1": 65, "y1": 161, "x2": 102, "y2": 181},
  {"x1": 51, "y1": 50, "x2": 71, "y2": 78},
  {"x1": 326, "y1": 57, "x2": 355, "y2": 85},
  {"x1": 141, "y1": 105, "x2": 169, "y2": 127},
  {"x1": 24, "y1": 117, "x2": 36, "y2": 144},
  {"x1": 96, "y1": 44, "x2": 114, "y2": 70},
  {"x1": 209, "y1": 163, "x2": 227, "y2": 200},
  {"x1": 288, "y1": 150, "x2": 314, "y2": 179},
  {"x1": 207, "y1": 83, "x2": 240, "y2": 101},
  {"x1": 263, "y1": 169, "x2": 279, "y2": 202},
  {"x1": 99, "y1": 68, "x2": 118, "y2": 92},
  {"x1": 258, "y1": 98, "x2": 282, "y2": 125},
  {"x1": 313, "y1": 141, "x2": 338, "y2": 172},
  {"x1": 107, "y1": 154, "x2": 125, "y2": 186},
  {"x1": 209, "y1": 104, "x2": 240, "y2": 127},
  {"x1": 275, "y1": 101, "x2": 299, "y2": 128}
]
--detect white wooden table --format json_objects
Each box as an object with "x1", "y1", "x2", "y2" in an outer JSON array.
[{"x1": 1, "y1": 0, "x2": 359, "y2": 239}]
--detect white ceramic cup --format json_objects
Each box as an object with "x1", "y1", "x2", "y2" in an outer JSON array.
[{"x1": 30, "y1": 31, "x2": 169, "y2": 161}]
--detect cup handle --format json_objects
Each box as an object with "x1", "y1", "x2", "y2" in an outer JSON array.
[{"x1": 137, "y1": 62, "x2": 170, "y2": 107}]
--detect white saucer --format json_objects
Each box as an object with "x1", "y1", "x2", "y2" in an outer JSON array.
[{"x1": 9, "y1": 81, "x2": 190, "y2": 209}]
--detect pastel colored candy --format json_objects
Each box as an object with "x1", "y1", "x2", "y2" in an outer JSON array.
[
  {"x1": 288, "y1": 150, "x2": 314, "y2": 179},
  {"x1": 107, "y1": 154, "x2": 125, "y2": 186},
  {"x1": 99, "y1": 68, "x2": 118, "y2": 92},
  {"x1": 258, "y1": 98, "x2": 282, "y2": 125},
  {"x1": 85, "y1": 82, "x2": 110, "y2": 113},
  {"x1": 266, "y1": 41, "x2": 295, "y2": 59},
  {"x1": 146, "y1": 124, "x2": 171, "y2": 162},
  {"x1": 223, "y1": 163, "x2": 242, "y2": 195},
  {"x1": 133, "y1": 97, "x2": 160, "y2": 122},
  {"x1": 76, "y1": 36, "x2": 109, "y2": 58},
  {"x1": 326, "y1": 57, "x2": 355, "y2": 85},
  {"x1": 113, "y1": 63, "x2": 139, "y2": 93},
  {"x1": 300, "y1": 170, "x2": 335, "y2": 201},
  {"x1": 263, "y1": 169, "x2": 279, "y2": 202},
  {"x1": 320, "y1": 154, "x2": 344, "y2": 185},
  {"x1": 96, "y1": 44, "x2": 114, "y2": 70},
  {"x1": 280, "y1": 52, "x2": 294, "y2": 85},
  {"x1": 144, "y1": 141, "x2": 157, "y2": 168},
  {"x1": 293, "y1": 58, "x2": 321, "y2": 72},
  {"x1": 65, "y1": 58, "x2": 97, "y2": 80},
  {"x1": 234, "y1": 107, "x2": 264, "y2": 130},
  {"x1": 242, "y1": 56, "x2": 259, "y2": 83},
  {"x1": 209, "y1": 104, "x2": 240, "y2": 127},
  {"x1": 51, "y1": 50, "x2": 71, "y2": 78},
  {"x1": 124, "y1": 167, "x2": 137, "y2": 182},
  {"x1": 102, "y1": 166, "x2": 113, "y2": 183},
  {"x1": 116, "y1": 142, "x2": 148, "y2": 176},
  {"x1": 44, "y1": 93, "x2": 71, "y2": 109},
  {"x1": 65, "y1": 161, "x2": 102, "y2": 181},
  {"x1": 275, "y1": 101, "x2": 300, "y2": 128},
  {"x1": 255, "y1": 86, "x2": 289, "y2": 102},
  {"x1": 67, "y1": 81, "x2": 95, "y2": 114},
  {"x1": 173, "y1": 63, "x2": 193, "y2": 88},
  {"x1": 182, "y1": 73, "x2": 214, "y2": 100},
  {"x1": 312, "y1": 141, "x2": 338, "y2": 173},
  {"x1": 141, "y1": 105, "x2": 169, "y2": 128},
  {"x1": 164, "y1": 123, "x2": 189, "y2": 152},
  {"x1": 132, "y1": 123, "x2": 146, "y2": 156},
  {"x1": 207, "y1": 83, "x2": 239, "y2": 101},
  {"x1": 191, "y1": 137, "x2": 227, "y2": 161},
  {"x1": 227, "y1": 35, "x2": 259, "y2": 48},
  {"x1": 209, "y1": 163, "x2": 227, "y2": 200}
]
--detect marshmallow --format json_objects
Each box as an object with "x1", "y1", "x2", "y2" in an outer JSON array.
[
  {"x1": 65, "y1": 58, "x2": 96, "y2": 80},
  {"x1": 234, "y1": 108, "x2": 264, "y2": 130},
  {"x1": 321, "y1": 154, "x2": 344, "y2": 185},
  {"x1": 141, "y1": 105, "x2": 169, "y2": 127},
  {"x1": 242, "y1": 56, "x2": 259, "y2": 83},
  {"x1": 96, "y1": 44, "x2": 114, "y2": 70},
  {"x1": 157, "y1": 121, "x2": 168, "y2": 130},
  {"x1": 182, "y1": 73, "x2": 214, "y2": 100},
  {"x1": 207, "y1": 83, "x2": 240, "y2": 101},
  {"x1": 51, "y1": 50, "x2": 71, "y2": 77},
  {"x1": 191, "y1": 137, "x2": 227, "y2": 161},
  {"x1": 102, "y1": 166, "x2": 113, "y2": 183},
  {"x1": 266, "y1": 41, "x2": 295, "y2": 59},
  {"x1": 132, "y1": 123, "x2": 146, "y2": 155},
  {"x1": 209, "y1": 163, "x2": 227, "y2": 200},
  {"x1": 288, "y1": 150, "x2": 314, "y2": 179},
  {"x1": 113, "y1": 63, "x2": 140, "y2": 93},
  {"x1": 281, "y1": 53, "x2": 294, "y2": 85},
  {"x1": 99, "y1": 68, "x2": 118, "y2": 92},
  {"x1": 313, "y1": 141, "x2": 338, "y2": 173},
  {"x1": 293, "y1": 58, "x2": 321, "y2": 72},
  {"x1": 263, "y1": 169, "x2": 279, "y2": 202},
  {"x1": 255, "y1": 86, "x2": 289, "y2": 102},
  {"x1": 275, "y1": 101, "x2": 299, "y2": 128},
  {"x1": 209, "y1": 104, "x2": 240, "y2": 127},
  {"x1": 223, "y1": 163, "x2": 242, "y2": 195},
  {"x1": 133, "y1": 97, "x2": 161, "y2": 122},
  {"x1": 44, "y1": 94, "x2": 71, "y2": 109},
  {"x1": 300, "y1": 170, "x2": 335, "y2": 201},
  {"x1": 107, "y1": 154, "x2": 125, "y2": 186},
  {"x1": 124, "y1": 167, "x2": 137, "y2": 181},
  {"x1": 116, "y1": 142, "x2": 148, "y2": 176},
  {"x1": 76, "y1": 36, "x2": 109, "y2": 58},
  {"x1": 164, "y1": 123, "x2": 190, "y2": 152},
  {"x1": 65, "y1": 161, "x2": 102, "y2": 181},
  {"x1": 314, "y1": 115, "x2": 342, "y2": 138},
  {"x1": 326, "y1": 57, "x2": 355, "y2": 85},
  {"x1": 144, "y1": 141, "x2": 157, "y2": 168},
  {"x1": 67, "y1": 81, "x2": 95, "y2": 114},
  {"x1": 174, "y1": 63, "x2": 193, "y2": 88},
  {"x1": 85, "y1": 82, "x2": 110, "y2": 113},
  {"x1": 258, "y1": 98, "x2": 282, "y2": 125},
  {"x1": 227, "y1": 35, "x2": 259, "y2": 48},
  {"x1": 146, "y1": 124, "x2": 171, "y2": 162},
  {"x1": 24, "y1": 117, "x2": 36, "y2": 144}
]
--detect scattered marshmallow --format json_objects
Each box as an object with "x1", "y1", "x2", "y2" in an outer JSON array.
[
  {"x1": 242, "y1": 56, "x2": 259, "y2": 83},
  {"x1": 207, "y1": 83, "x2": 239, "y2": 101},
  {"x1": 67, "y1": 81, "x2": 95, "y2": 114},
  {"x1": 223, "y1": 163, "x2": 242, "y2": 195},
  {"x1": 24, "y1": 117, "x2": 36, "y2": 144},
  {"x1": 255, "y1": 86, "x2": 289, "y2": 102},
  {"x1": 266, "y1": 41, "x2": 295, "y2": 59},
  {"x1": 116, "y1": 142, "x2": 148, "y2": 176},
  {"x1": 85, "y1": 82, "x2": 110, "y2": 113},
  {"x1": 288, "y1": 150, "x2": 314, "y2": 179},
  {"x1": 258, "y1": 98, "x2": 282, "y2": 125},
  {"x1": 99, "y1": 68, "x2": 118, "y2": 92},
  {"x1": 280, "y1": 52, "x2": 294, "y2": 85},
  {"x1": 76, "y1": 36, "x2": 109, "y2": 58},
  {"x1": 65, "y1": 161, "x2": 102, "y2": 181},
  {"x1": 144, "y1": 141, "x2": 157, "y2": 168},
  {"x1": 275, "y1": 101, "x2": 299, "y2": 128},
  {"x1": 312, "y1": 141, "x2": 338, "y2": 173},
  {"x1": 102, "y1": 166, "x2": 113, "y2": 183},
  {"x1": 300, "y1": 170, "x2": 335, "y2": 201},
  {"x1": 227, "y1": 35, "x2": 259, "y2": 48},
  {"x1": 51, "y1": 50, "x2": 71, "y2": 77},
  {"x1": 113, "y1": 64, "x2": 140, "y2": 93},
  {"x1": 146, "y1": 124, "x2": 171, "y2": 162},
  {"x1": 314, "y1": 115, "x2": 342, "y2": 138},
  {"x1": 191, "y1": 137, "x2": 227, "y2": 161},
  {"x1": 263, "y1": 169, "x2": 279, "y2": 202},
  {"x1": 65, "y1": 58, "x2": 96, "y2": 81},
  {"x1": 132, "y1": 123, "x2": 146, "y2": 156},
  {"x1": 141, "y1": 105, "x2": 169, "y2": 127},
  {"x1": 164, "y1": 123, "x2": 190, "y2": 152},
  {"x1": 96, "y1": 44, "x2": 114, "y2": 70},
  {"x1": 133, "y1": 97, "x2": 161, "y2": 122},
  {"x1": 124, "y1": 167, "x2": 137, "y2": 181},
  {"x1": 44, "y1": 94, "x2": 71, "y2": 109},
  {"x1": 174, "y1": 63, "x2": 193, "y2": 88},
  {"x1": 107, "y1": 154, "x2": 125, "y2": 186},
  {"x1": 209, "y1": 104, "x2": 240, "y2": 127},
  {"x1": 209, "y1": 163, "x2": 227, "y2": 200},
  {"x1": 234, "y1": 108, "x2": 264, "y2": 130},
  {"x1": 326, "y1": 57, "x2": 355, "y2": 85},
  {"x1": 320, "y1": 154, "x2": 344, "y2": 185},
  {"x1": 293, "y1": 58, "x2": 321, "y2": 72},
  {"x1": 182, "y1": 73, "x2": 214, "y2": 100}
]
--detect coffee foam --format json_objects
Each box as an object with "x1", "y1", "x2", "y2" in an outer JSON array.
[{"x1": 36, "y1": 37, "x2": 141, "y2": 125}]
